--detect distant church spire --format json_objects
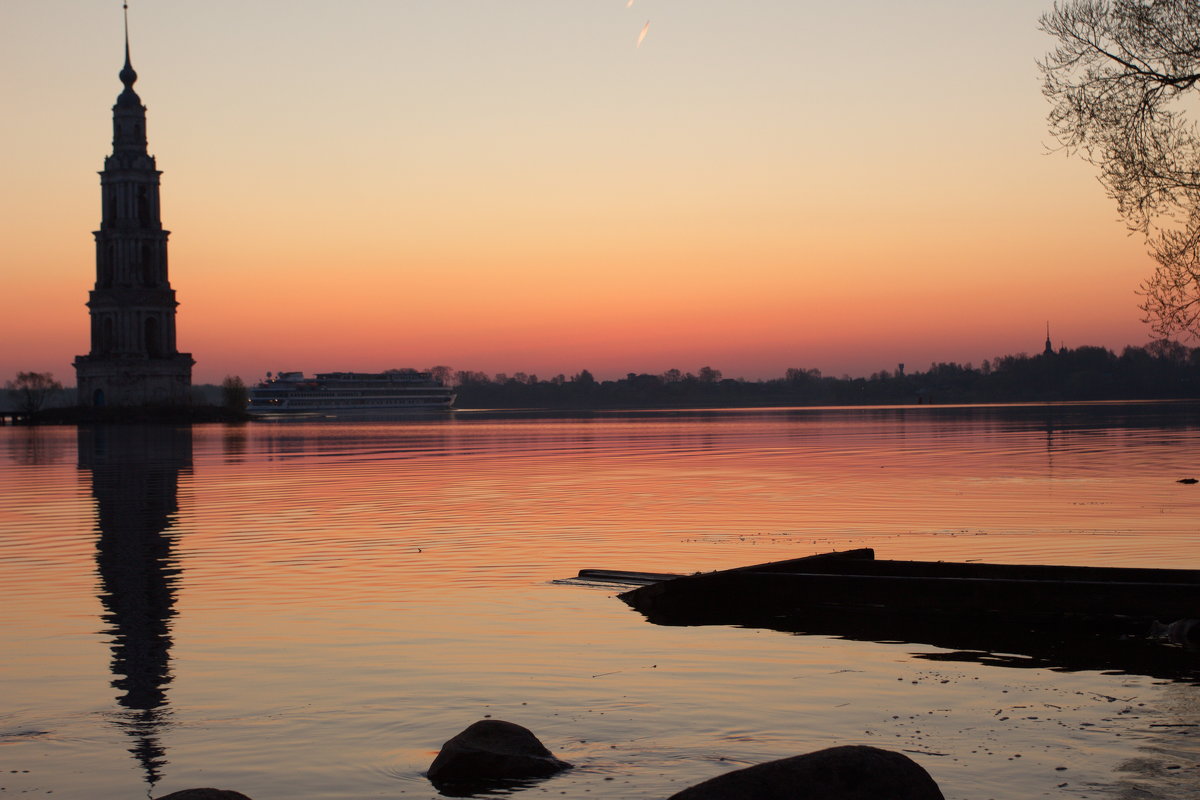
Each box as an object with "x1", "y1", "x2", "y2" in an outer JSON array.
[
  {"x1": 74, "y1": 3, "x2": 194, "y2": 408},
  {"x1": 1044, "y1": 322, "x2": 1054, "y2": 356}
]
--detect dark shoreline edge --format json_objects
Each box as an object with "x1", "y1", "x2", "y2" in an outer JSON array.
[
  {"x1": 24, "y1": 405, "x2": 250, "y2": 425},
  {"x1": 7, "y1": 397, "x2": 1200, "y2": 426}
]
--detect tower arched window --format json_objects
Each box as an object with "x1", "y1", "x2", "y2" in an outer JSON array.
[
  {"x1": 101, "y1": 242, "x2": 116, "y2": 288},
  {"x1": 137, "y1": 187, "x2": 151, "y2": 225},
  {"x1": 144, "y1": 316, "x2": 160, "y2": 357},
  {"x1": 102, "y1": 317, "x2": 115, "y2": 354},
  {"x1": 141, "y1": 242, "x2": 155, "y2": 286}
]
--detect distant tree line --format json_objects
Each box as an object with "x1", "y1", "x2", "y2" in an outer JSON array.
[
  {"x1": 8, "y1": 341, "x2": 1200, "y2": 416},
  {"x1": 431, "y1": 341, "x2": 1200, "y2": 409}
]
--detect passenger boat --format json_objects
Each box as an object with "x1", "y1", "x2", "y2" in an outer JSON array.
[{"x1": 247, "y1": 370, "x2": 455, "y2": 416}]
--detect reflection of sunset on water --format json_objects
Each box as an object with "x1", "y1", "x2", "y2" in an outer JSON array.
[
  {"x1": 1, "y1": 407, "x2": 1197, "y2": 798},
  {"x1": 180, "y1": 409, "x2": 1200, "y2": 604}
]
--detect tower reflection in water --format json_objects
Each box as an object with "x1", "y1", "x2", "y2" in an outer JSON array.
[{"x1": 79, "y1": 425, "x2": 192, "y2": 789}]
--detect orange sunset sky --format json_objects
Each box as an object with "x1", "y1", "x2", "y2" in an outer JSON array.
[{"x1": 1, "y1": 1, "x2": 1158, "y2": 385}]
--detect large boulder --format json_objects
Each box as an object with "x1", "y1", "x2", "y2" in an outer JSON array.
[
  {"x1": 155, "y1": 791, "x2": 254, "y2": 800},
  {"x1": 667, "y1": 745, "x2": 944, "y2": 800},
  {"x1": 427, "y1": 719, "x2": 572, "y2": 789}
]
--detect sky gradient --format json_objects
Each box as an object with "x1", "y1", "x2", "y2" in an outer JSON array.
[{"x1": 1, "y1": 1, "x2": 1158, "y2": 385}]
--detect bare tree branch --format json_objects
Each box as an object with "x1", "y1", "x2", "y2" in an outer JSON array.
[
  {"x1": 1041, "y1": 0, "x2": 1200, "y2": 338},
  {"x1": 5, "y1": 372, "x2": 64, "y2": 414}
]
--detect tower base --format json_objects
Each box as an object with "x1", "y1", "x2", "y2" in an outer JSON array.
[{"x1": 74, "y1": 354, "x2": 194, "y2": 408}]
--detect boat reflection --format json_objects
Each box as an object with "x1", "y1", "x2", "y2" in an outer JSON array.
[
  {"x1": 623, "y1": 599, "x2": 1200, "y2": 681},
  {"x1": 79, "y1": 425, "x2": 192, "y2": 789},
  {"x1": 761, "y1": 608, "x2": 1198, "y2": 681}
]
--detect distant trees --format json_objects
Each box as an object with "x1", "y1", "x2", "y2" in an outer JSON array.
[
  {"x1": 5, "y1": 372, "x2": 63, "y2": 414},
  {"x1": 1040, "y1": 1, "x2": 1200, "y2": 338},
  {"x1": 786, "y1": 367, "x2": 822, "y2": 383},
  {"x1": 442, "y1": 345, "x2": 1200, "y2": 409},
  {"x1": 454, "y1": 370, "x2": 490, "y2": 386},
  {"x1": 221, "y1": 375, "x2": 248, "y2": 411}
]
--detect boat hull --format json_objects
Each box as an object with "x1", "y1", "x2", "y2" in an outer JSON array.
[
  {"x1": 612, "y1": 549, "x2": 1200, "y2": 679},
  {"x1": 618, "y1": 549, "x2": 1200, "y2": 627},
  {"x1": 246, "y1": 402, "x2": 455, "y2": 418}
]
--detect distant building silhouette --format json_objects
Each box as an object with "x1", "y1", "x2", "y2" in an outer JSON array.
[
  {"x1": 74, "y1": 15, "x2": 192, "y2": 407},
  {"x1": 1044, "y1": 323, "x2": 1054, "y2": 356}
]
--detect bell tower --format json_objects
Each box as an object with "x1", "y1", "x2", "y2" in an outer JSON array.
[{"x1": 75, "y1": 6, "x2": 193, "y2": 408}]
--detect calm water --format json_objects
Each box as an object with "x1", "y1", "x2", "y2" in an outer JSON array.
[{"x1": 1, "y1": 403, "x2": 1199, "y2": 800}]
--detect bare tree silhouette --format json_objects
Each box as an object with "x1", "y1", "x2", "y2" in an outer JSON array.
[
  {"x1": 5, "y1": 371, "x2": 63, "y2": 413},
  {"x1": 1040, "y1": 0, "x2": 1200, "y2": 337}
]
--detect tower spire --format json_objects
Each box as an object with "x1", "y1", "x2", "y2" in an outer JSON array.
[
  {"x1": 119, "y1": 2, "x2": 137, "y2": 91},
  {"x1": 112, "y1": 0, "x2": 145, "y2": 152}
]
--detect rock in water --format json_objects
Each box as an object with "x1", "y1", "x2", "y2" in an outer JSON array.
[
  {"x1": 155, "y1": 791, "x2": 254, "y2": 800},
  {"x1": 428, "y1": 719, "x2": 572, "y2": 787},
  {"x1": 667, "y1": 745, "x2": 944, "y2": 800}
]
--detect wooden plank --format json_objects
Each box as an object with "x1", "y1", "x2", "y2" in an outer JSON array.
[
  {"x1": 575, "y1": 569, "x2": 680, "y2": 585},
  {"x1": 576, "y1": 549, "x2": 875, "y2": 587}
]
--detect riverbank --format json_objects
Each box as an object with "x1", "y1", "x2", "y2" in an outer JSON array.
[{"x1": 20, "y1": 404, "x2": 249, "y2": 425}]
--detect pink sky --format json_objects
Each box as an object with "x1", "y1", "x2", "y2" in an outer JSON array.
[{"x1": 0, "y1": 1, "x2": 1158, "y2": 385}]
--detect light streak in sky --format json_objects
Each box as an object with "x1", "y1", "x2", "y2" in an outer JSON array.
[{"x1": 637, "y1": 20, "x2": 650, "y2": 47}]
